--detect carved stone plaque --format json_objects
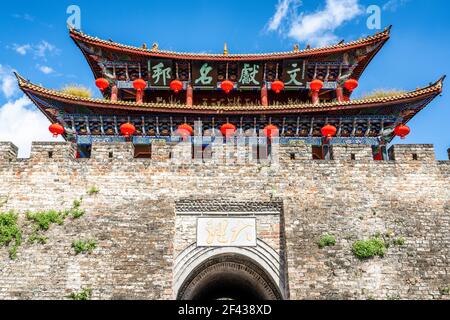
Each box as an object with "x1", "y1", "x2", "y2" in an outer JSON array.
[{"x1": 197, "y1": 218, "x2": 257, "y2": 247}]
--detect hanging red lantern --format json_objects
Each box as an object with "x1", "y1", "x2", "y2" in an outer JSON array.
[
  {"x1": 221, "y1": 80, "x2": 234, "y2": 94},
  {"x1": 309, "y1": 79, "x2": 323, "y2": 91},
  {"x1": 170, "y1": 79, "x2": 183, "y2": 93},
  {"x1": 263, "y1": 124, "x2": 279, "y2": 139},
  {"x1": 95, "y1": 78, "x2": 109, "y2": 91},
  {"x1": 49, "y1": 123, "x2": 65, "y2": 138},
  {"x1": 133, "y1": 79, "x2": 147, "y2": 92},
  {"x1": 178, "y1": 124, "x2": 194, "y2": 138},
  {"x1": 344, "y1": 79, "x2": 359, "y2": 92},
  {"x1": 120, "y1": 123, "x2": 136, "y2": 138},
  {"x1": 321, "y1": 124, "x2": 337, "y2": 139},
  {"x1": 220, "y1": 123, "x2": 237, "y2": 138},
  {"x1": 394, "y1": 124, "x2": 411, "y2": 140},
  {"x1": 310, "y1": 79, "x2": 324, "y2": 92},
  {"x1": 271, "y1": 80, "x2": 285, "y2": 94}
]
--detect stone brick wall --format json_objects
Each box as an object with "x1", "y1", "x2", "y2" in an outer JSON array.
[{"x1": 0, "y1": 141, "x2": 448, "y2": 300}]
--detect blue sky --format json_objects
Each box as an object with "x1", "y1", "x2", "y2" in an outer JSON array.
[{"x1": 0, "y1": 0, "x2": 449, "y2": 159}]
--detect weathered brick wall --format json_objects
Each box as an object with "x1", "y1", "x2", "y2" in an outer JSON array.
[{"x1": 0, "y1": 141, "x2": 448, "y2": 300}]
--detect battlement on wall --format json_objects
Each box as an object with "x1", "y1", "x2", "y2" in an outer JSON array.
[{"x1": 0, "y1": 141, "x2": 447, "y2": 165}]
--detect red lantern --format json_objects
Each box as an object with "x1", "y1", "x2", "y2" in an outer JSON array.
[
  {"x1": 344, "y1": 79, "x2": 359, "y2": 92},
  {"x1": 133, "y1": 79, "x2": 147, "y2": 92},
  {"x1": 95, "y1": 78, "x2": 109, "y2": 91},
  {"x1": 170, "y1": 79, "x2": 183, "y2": 93},
  {"x1": 310, "y1": 79, "x2": 324, "y2": 92},
  {"x1": 49, "y1": 123, "x2": 65, "y2": 138},
  {"x1": 220, "y1": 123, "x2": 237, "y2": 138},
  {"x1": 263, "y1": 124, "x2": 279, "y2": 139},
  {"x1": 221, "y1": 80, "x2": 234, "y2": 94},
  {"x1": 178, "y1": 124, "x2": 194, "y2": 138},
  {"x1": 120, "y1": 123, "x2": 136, "y2": 138},
  {"x1": 271, "y1": 80, "x2": 285, "y2": 94},
  {"x1": 321, "y1": 124, "x2": 337, "y2": 139},
  {"x1": 394, "y1": 124, "x2": 410, "y2": 140}
]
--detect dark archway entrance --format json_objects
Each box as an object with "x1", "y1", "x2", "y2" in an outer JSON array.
[{"x1": 177, "y1": 254, "x2": 283, "y2": 300}]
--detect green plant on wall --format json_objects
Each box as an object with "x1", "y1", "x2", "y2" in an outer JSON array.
[
  {"x1": 440, "y1": 287, "x2": 450, "y2": 295},
  {"x1": 0, "y1": 212, "x2": 22, "y2": 259},
  {"x1": 67, "y1": 198, "x2": 85, "y2": 219},
  {"x1": 69, "y1": 288, "x2": 93, "y2": 300},
  {"x1": 27, "y1": 210, "x2": 67, "y2": 245},
  {"x1": 87, "y1": 186, "x2": 100, "y2": 196},
  {"x1": 352, "y1": 237, "x2": 386, "y2": 260},
  {"x1": 72, "y1": 239, "x2": 97, "y2": 255},
  {"x1": 26, "y1": 210, "x2": 66, "y2": 231},
  {"x1": 393, "y1": 237, "x2": 406, "y2": 246},
  {"x1": 318, "y1": 234, "x2": 336, "y2": 248}
]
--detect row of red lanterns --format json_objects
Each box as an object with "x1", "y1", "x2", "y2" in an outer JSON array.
[
  {"x1": 49, "y1": 122, "x2": 411, "y2": 140},
  {"x1": 96, "y1": 78, "x2": 360, "y2": 95}
]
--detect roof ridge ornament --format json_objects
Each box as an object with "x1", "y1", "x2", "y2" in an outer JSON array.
[
  {"x1": 224, "y1": 43, "x2": 228, "y2": 55},
  {"x1": 293, "y1": 44, "x2": 299, "y2": 53},
  {"x1": 151, "y1": 43, "x2": 159, "y2": 51}
]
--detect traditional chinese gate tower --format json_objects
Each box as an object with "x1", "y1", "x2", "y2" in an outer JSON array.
[
  {"x1": 9, "y1": 25, "x2": 447, "y2": 300},
  {"x1": 16, "y1": 25, "x2": 443, "y2": 160}
]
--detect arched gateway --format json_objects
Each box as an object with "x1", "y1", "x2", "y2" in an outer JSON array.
[
  {"x1": 174, "y1": 200, "x2": 286, "y2": 300},
  {"x1": 177, "y1": 254, "x2": 283, "y2": 300}
]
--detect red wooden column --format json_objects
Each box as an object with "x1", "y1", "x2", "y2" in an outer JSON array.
[
  {"x1": 310, "y1": 80, "x2": 323, "y2": 105},
  {"x1": 311, "y1": 90, "x2": 320, "y2": 105},
  {"x1": 111, "y1": 85, "x2": 118, "y2": 102},
  {"x1": 136, "y1": 89, "x2": 144, "y2": 104},
  {"x1": 336, "y1": 86, "x2": 344, "y2": 103},
  {"x1": 186, "y1": 84, "x2": 193, "y2": 106},
  {"x1": 261, "y1": 84, "x2": 268, "y2": 107}
]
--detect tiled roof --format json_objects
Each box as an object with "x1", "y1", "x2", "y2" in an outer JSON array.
[
  {"x1": 69, "y1": 27, "x2": 391, "y2": 61},
  {"x1": 16, "y1": 72, "x2": 444, "y2": 115}
]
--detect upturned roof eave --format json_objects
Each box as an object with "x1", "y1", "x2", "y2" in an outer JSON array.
[
  {"x1": 68, "y1": 27, "x2": 391, "y2": 61},
  {"x1": 15, "y1": 72, "x2": 444, "y2": 116}
]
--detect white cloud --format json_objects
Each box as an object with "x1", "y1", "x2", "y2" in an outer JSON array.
[
  {"x1": 0, "y1": 65, "x2": 18, "y2": 99},
  {"x1": 35, "y1": 41, "x2": 59, "y2": 59},
  {"x1": 12, "y1": 13, "x2": 35, "y2": 22},
  {"x1": 267, "y1": 0, "x2": 302, "y2": 31},
  {"x1": 14, "y1": 44, "x2": 31, "y2": 55},
  {"x1": 37, "y1": 65, "x2": 55, "y2": 74},
  {"x1": 266, "y1": 0, "x2": 364, "y2": 47},
  {"x1": 11, "y1": 41, "x2": 60, "y2": 60},
  {"x1": 383, "y1": 0, "x2": 409, "y2": 12},
  {"x1": 0, "y1": 96, "x2": 61, "y2": 158}
]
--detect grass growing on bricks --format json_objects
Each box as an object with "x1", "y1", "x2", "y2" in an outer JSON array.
[
  {"x1": 318, "y1": 234, "x2": 336, "y2": 248},
  {"x1": 72, "y1": 239, "x2": 97, "y2": 255},
  {"x1": 352, "y1": 237, "x2": 386, "y2": 260},
  {"x1": 69, "y1": 288, "x2": 93, "y2": 300},
  {"x1": 0, "y1": 212, "x2": 22, "y2": 259}
]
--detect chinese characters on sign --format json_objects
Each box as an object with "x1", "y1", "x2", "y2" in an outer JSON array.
[
  {"x1": 197, "y1": 218, "x2": 257, "y2": 247},
  {"x1": 150, "y1": 60, "x2": 173, "y2": 87},
  {"x1": 141, "y1": 59, "x2": 338, "y2": 89},
  {"x1": 283, "y1": 60, "x2": 307, "y2": 88},
  {"x1": 238, "y1": 63, "x2": 262, "y2": 87}
]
